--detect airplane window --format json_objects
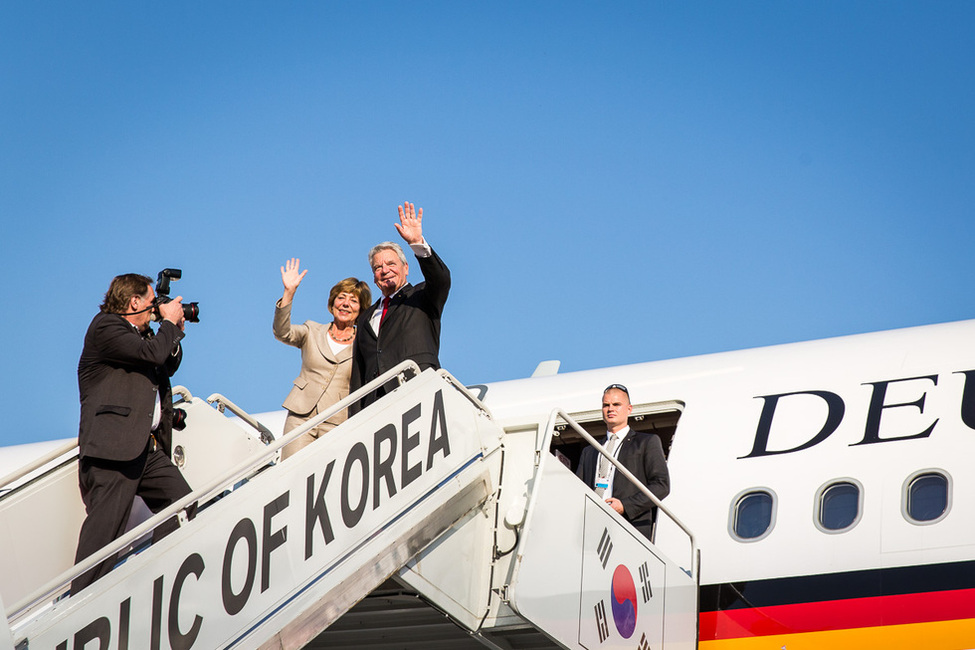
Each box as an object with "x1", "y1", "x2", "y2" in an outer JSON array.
[
  {"x1": 731, "y1": 490, "x2": 775, "y2": 541},
  {"x1": 906, "y1": 472, "x2": 949, "y2": 523},
  {"x1": 818, "y1": 481, "x2": 861, "y2": 532}
]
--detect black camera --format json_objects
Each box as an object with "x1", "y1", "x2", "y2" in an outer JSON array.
[{"x1": 154, "y1": 268, "x2": 200, "y2": 323}]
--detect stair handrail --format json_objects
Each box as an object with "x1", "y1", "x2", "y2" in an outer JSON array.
[
  {"x1": 436, "y1": 369, "x2": 495, "y2": 420},
  {"x1": 8, "y1": 360, "x2": 422, "y2": 622},
  {"x1": 546, "y1": 408, "x2": 698, "y2": 579},
  {"x1": 203, "y1": 393, "x2": 276, "y2": 444}
]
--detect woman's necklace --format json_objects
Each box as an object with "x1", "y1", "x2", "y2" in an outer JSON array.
[{"x1": 329, "y1": 323, "x2": 356, "y2": 343}]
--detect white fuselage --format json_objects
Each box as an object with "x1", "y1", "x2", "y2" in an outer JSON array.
[{"x1": 479, "y1": 319, "x2": 975, "y2": 587}]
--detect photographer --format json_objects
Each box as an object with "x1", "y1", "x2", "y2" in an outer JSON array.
[{"x1": 72, "y1": 273, "x2": 193, "y2": 594}]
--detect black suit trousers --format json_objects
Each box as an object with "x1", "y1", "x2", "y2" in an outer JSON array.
[{"x1": 72, "y1": 441, "x2": 191, "y2": 593}]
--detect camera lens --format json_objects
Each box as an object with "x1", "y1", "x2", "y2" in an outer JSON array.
[
  {"x1": 183, "y1": 302, "x2": 200, "y2": 323},
  {"x1": 172, "y1": 408, "x2": 188, "y2": 431}
]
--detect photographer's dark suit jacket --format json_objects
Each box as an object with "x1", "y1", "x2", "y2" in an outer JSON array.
[
  {"x1": 73, "y1": 311, "x2": 189, "y2": 593},
  {"x1": 350, "y1": 247, "x2": 450, "y2": 410},
  {"x1": 576, "y1": 429, "x2": 671, "y2": 539},
  {"x1": 78, "y1": 312, "x2": 184, "y2": 461}
]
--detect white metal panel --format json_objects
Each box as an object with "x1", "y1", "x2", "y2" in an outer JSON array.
[
  {"x1": 396, "y1": 421, "x2": 543, "y2": 633},
  {"x1": 0, "y1": 457, "x2": 83, "y2": 609},
  {"x1": 170, "y1": 391, "x2": 269, "y2": 491},
  {"x1": 508, "y1": 451, "x2": 697, "y2": 650},
  {"x1": 395, "y1": 500, "x2": 496, "y2": 631}
]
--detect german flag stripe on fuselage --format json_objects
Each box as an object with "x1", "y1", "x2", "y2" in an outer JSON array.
[{"x1": 699, "y1": 559, "x2": 975, "y2": 647}]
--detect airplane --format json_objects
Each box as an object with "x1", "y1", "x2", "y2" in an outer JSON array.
[{"x1": 2, "y1": 318, "x2": 974, "y2": 649}]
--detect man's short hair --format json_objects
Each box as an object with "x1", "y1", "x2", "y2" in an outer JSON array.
[
  {"x1": 368, "y1": 242, "x2": 408, "y2": 269},
  {"x1": 328, "y1": 277, "x2": 372, "y2": 311},
  {"x1": 101, "y1": 274, "x2": 152, "y2": 314},
  {"x1": 603, "y1": 383, "x2": 631, "y2": 403}
]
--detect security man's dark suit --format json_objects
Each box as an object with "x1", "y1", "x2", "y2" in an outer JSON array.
[
  {"x1": 350, "y1": 247, "x2": 450, "y2": 412},
  {"x1": 72, "y1": 311, "x2": 191, "y2": 593},
  {"x1": 576, "y1": 428, "x2": 671, "y2": 539}
]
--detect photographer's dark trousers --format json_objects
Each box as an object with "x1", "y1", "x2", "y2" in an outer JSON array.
[{"x1": 71, "y1": 439, "x2": 193, "y2": 594}]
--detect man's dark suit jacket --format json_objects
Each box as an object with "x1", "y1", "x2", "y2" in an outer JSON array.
[
  {"x1": 350, "y1": 247, "x2": 450, "y2": 408},
  {"x1": 576, "y1": 429, "x2": 671, "y2": 539},
  {"x1": 78, "y1": 311, "x2": 184, "y2": 461}
]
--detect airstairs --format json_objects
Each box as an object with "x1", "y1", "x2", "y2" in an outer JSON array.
[{"x1": 1, "y1": 363, "x2": 698, "y2": 649}]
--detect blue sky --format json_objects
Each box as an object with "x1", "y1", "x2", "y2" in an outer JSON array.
[{"x1": 1, "y1": 2, "x2": 972, "y2": 447}]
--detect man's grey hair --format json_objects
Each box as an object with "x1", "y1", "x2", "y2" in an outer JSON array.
[{"x1": 368, "y1": 241, "x2": 408, "y2": 268}]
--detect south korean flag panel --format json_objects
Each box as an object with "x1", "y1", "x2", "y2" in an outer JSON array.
[{"x1": 578, "y1": 496, "x2": 666, "y2": 650}]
